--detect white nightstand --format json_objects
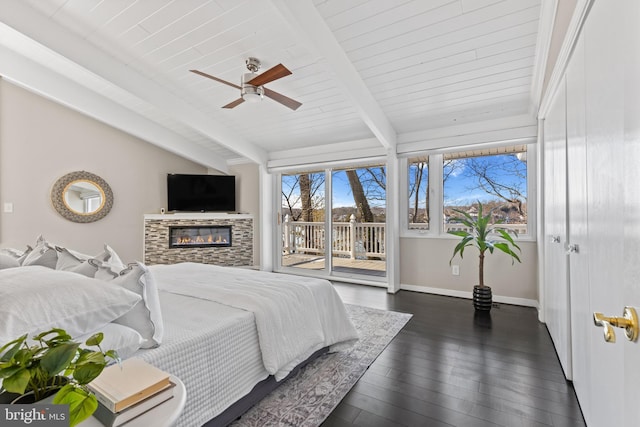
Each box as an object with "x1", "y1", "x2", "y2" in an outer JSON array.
[{"x1": 80, "y1": 375, "x2": 186, "y2": 427}]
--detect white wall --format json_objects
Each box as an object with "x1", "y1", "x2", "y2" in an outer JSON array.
[
  {"x1": 228, "y1": 162, "x2": 260, "y2": 266},
  {"x1": 0, "y1": 80, "x2": 208, "y2": 262},
  {"x1": 400, "y1": 238, "x2": 538, "y2": 305}
]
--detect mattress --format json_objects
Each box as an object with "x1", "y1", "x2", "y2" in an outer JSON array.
[{"x1": 134, "y1": 291, "x2": 269, "y2": 427}]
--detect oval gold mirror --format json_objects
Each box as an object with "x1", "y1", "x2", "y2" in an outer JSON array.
[{"x1": 51, "y1": 171, "x2": 113, "y2": 223}]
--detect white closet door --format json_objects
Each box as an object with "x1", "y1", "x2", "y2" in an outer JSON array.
[
  {"x1": 565, "y1": 33, "x2": 591, "y2": 423},
  {"x1": 543, "y1": 79, "x2": 572, "y2": 378},
  {"x1": 544, "y1": 2, "x2": 640, "y2": 425},
  {"x1": 582, "y1": 1, "x2": 625, "y2": 424},
  {"x1": 621, "y1": 1, "x2": 640, "y2": 423}
]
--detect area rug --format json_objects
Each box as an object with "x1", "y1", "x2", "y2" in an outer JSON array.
[{"x1": 231, "y1": 304, "x2": 412, "y2": 427}]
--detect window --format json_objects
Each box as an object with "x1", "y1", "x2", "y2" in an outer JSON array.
[
  {"x1": 443, "y1": 146, "x2": 528, "y2": 234},
  {"x1": 405, "y1": 144, "x2": 531, "y2": 236},
  {"x1": 407, "y1": 156, "x2": 429, "y2": 230}
]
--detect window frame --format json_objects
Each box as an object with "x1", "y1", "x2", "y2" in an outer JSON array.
[{"x1": 400, "y1": 143, "x2": 537, "y2": 241}]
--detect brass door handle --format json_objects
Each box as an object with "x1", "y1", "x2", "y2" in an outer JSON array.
[{"x1": 593, "y1": 307, "x2": 639, "y2": 343}]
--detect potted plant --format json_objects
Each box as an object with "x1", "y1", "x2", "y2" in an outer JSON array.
[
  {"x1": 0, "y1": 328, "x2": 118, "y2": 426},
  {"x1": 448, "y1": 201, "x2": 521, "y2": 311}
]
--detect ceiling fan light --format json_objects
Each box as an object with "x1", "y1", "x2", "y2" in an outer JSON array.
[
  {"x1": 243, "y1": 92, "x2": 263, "y2": 103},
  {"x1": 241, "y1": 84, "x2": 264, "y2": 103}
]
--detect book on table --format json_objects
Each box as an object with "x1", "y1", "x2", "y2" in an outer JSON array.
[
  {"x1": 91, "y1": 381, "x2": 176, "y2": 427},
  {"x1": 87, "y1": 357, "x2": 172, "y2": 413}
]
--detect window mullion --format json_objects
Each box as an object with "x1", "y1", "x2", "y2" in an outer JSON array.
[{"x1": 431, "y1": 153, "x2": 444, "y2": 235}]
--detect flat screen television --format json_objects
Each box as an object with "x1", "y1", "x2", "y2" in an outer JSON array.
[{"x1": 167, "y1": 174, "x2": 236, "y2": 212}]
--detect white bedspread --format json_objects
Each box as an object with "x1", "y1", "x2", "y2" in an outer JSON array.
[
  {"x1": 149, "y1": 263, "x2": 358, "y2": 380},
  {"x1": 135, "y1": 292, "x2": 268, "y2": 427}
]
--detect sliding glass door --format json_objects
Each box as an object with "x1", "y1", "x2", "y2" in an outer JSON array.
[
  {"x1": 280, "y1": 171, "x2": 326, "y2": 272},
  {"x1": 279, "y1": 164, "x2": 386, "y2": 280},
  {"x1": 331, "y1": 166, "x2": 386, "y2": 277}
]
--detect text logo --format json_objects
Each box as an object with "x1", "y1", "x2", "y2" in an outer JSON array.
[{"x1": 0, "y1": 404, "x2": 68, "y2": 426}]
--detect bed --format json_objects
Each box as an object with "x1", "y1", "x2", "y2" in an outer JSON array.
[{"x1": 0, "y1": 241, "x2": 358, "y2": 427}]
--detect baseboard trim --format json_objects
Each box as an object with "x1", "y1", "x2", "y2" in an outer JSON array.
[{"x1": 400, "y1": 283, "x2": 539, "y2": 309}]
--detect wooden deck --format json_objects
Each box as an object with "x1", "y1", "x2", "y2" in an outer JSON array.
[{"x1": 281, "y1": 253, "x2": 386, "y2": 277}]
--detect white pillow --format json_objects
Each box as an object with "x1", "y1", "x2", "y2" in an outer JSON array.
[
  {"x1": 69, "y1": 259, "x2": 100, "y2": 277},
  {"x1": 0, "y1": 266, "x2": 141, "y2": 343},
  {"x1": 0, "y1": 253, "x2": 20, "y2": 270},
  {"x1": 93, "y1": 245, "x2": 126, "y2": 280},
  {"x1": 22, "y1": 235, "x2": 57, "y2": 268},
  {"x1": 17, "y1": 246, "x2": 33, "y2": 265},
  {"x1": 55, "y1": 247, "x2": 86, "y2": 271},
  {"x1": 76, "y1": 323, "x2": 143, "y2": 360},
  {"x1": 56, "y1": 244, "x2": 125, "y2": 278},
  {"x1": 109, "y1": 262, "x2": 164, "y2": 349},
  {"x1": 0, "y1": 247, "x2": 25, "y2": 259}
]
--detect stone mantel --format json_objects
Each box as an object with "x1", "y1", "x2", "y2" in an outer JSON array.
[
  {"x1": 144, "y1": 213, "x2": 253, "y2": 266},
  {"x1": 144, "y1": 213, "x2": 253, "y2": 220}
]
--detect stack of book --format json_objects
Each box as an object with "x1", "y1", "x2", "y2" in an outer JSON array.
[{"x1": 87, "y1": 357, "x2": 175, "y2": 427}]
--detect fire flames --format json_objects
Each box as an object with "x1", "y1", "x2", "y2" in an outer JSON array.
[{"x1": 176, "y1": 234, "x2": 228, "y2": 245}]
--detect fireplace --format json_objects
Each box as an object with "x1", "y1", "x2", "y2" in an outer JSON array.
[{"x1": 169, "y1": 225, "x2": 232, "y2": 248}]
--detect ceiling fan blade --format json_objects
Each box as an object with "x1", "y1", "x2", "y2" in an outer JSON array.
[
  {"x1": 190, "y1": 69, "x2": 241, "y2": 90},
  {"x1": 222, "y1": 98, "x2": 245, "y2": 109},
  {"x1": 264, "y1": 88, "x2": 302, "y2": 111},
  {"x1": 246, "y1": 64, "x2": 292, "y2": 87}
]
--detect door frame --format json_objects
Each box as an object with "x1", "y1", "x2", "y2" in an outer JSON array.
[{"x1": 272, "y1": 156, "x2": 395, "y2": 289}]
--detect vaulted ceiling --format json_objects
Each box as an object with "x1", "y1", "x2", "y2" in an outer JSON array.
[{"x1": 0, "y1": 0, "x2": 547, "y2": 172}]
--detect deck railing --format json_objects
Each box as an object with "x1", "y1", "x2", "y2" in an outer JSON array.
[
  {"x1": 282, "y1": 216, "x2": 526, "y2": 260},
  {"x1": 444, "y1": 223, "x2": 528, "y2": 235},
  {"x1": 283, "y1": 215, "x2": 386, "y2": 260}
]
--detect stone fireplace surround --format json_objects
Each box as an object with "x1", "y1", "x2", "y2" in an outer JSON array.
[{"x1": 144, "y1": 213, "x2": 253, "y2": 266}]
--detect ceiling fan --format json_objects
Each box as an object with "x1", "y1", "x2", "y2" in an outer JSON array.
[{"x1": 190, "y1": 57, "x2": 302, "y2": 111}]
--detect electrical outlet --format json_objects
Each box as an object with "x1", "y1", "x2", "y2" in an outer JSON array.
[{"x1": 452, "y1": 265, "x2": 460, "y2": 276}]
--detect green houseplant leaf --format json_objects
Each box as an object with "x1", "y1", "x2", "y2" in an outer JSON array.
[
  {"x1": 54, "y1": 384, "x2": 98, "y2": 427},
  {"x1": 1, "y1": 368, "x2": 30, "y2": 394},
  {"x1": 40, "y1": 343, "x2": 80, "y2": 376}
]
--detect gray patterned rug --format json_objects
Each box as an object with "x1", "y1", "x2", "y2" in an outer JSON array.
[{"x1": 231, "y1": 304, "x2": 412, "y2": 427}]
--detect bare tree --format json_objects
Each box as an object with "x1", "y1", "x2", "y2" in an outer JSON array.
[
  {"x1": 443, "y1": 159, "x2": 464, "y2": 183},
  {"x1": 281, "y1": 173, "x2": 325, "y2": 221},
  {"x1": 463, "y1": 155, "x2": 526, "y2": 216},
  {"x1": 299, "y1": 174, "x2": 312, "y2": 221},
  {"x1": 282, "y1": 175, "x2": 302, "y2": 220},
  {"x1": 408, "y1": 161, "x2": 427, "y2": 223},
  {"x1": 346, "y1": 170, "x2": 374, "y2": 222}
]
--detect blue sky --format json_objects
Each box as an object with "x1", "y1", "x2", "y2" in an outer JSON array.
[{"x1": 443, "y1": 155, "x2": 527, "y2": 207}]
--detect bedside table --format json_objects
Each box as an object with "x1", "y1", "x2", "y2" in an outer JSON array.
[{"x1": 80, "y1": 375, "x2": 186, "y2": 427}]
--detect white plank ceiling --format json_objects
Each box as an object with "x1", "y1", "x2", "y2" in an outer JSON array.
[{"x1": 0, "y1": 0, "x2": 543, "y2": 170}]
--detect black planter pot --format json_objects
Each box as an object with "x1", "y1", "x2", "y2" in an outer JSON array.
[
  {"x1": 0, "y1": 390, "x2": 21, "y2": 404},
  {"x1": 473, "y1": 285, "x2": 493, "y2": 311},
  {"x1": 1, "y1": 376, "x2": 67, "y2": 404},
  {"x1": 10, "y1": 387, "x2": 60, "y2": 404}
]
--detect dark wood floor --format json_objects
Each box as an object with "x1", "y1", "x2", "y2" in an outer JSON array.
[{"x1": 322, "y1": 283, "x2": 586, "y2": 427}]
